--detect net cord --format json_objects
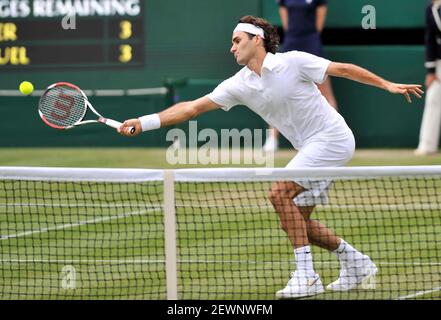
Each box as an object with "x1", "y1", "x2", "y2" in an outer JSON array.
[
  {"x1": 0, "y1": 166, "x2": 164, "y2": 182},
  {"x1": 1, "y1": 166, "x2": 440, "y2": 182},
  {"x1": 173, "y1": 166, "x2": 441, "y2": 181}
]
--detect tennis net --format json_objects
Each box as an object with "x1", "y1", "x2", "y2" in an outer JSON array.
[{"x1": 1, "y1": 166, "x2": 440, "y2": 300}]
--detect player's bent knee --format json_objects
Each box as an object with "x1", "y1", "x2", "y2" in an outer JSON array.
[
  {"x1": 268, "y1": 188, "x2": 293, "y2": 208},
  {"x1": 268, "y1": 182, "x2": 303, "y2": 206}
]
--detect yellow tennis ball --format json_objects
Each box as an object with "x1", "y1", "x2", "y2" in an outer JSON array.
[{"x1": 19, "y1": 81, "x2": 34, "y2": 95}]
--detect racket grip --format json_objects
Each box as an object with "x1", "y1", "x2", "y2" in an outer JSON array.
[{"x1": 100, "y1": 118, "x2": 135, "y2": 134}]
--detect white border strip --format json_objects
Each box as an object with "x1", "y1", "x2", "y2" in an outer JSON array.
[
  {"x1": 94, "y1": 89, "x2": 125, "y2": 96},
  {"x1": 0, "y1": 167, "x2": 163, "y2": 182},
  {"x1": 127, "y1": 87, "x2": 168, "y2": 96},
  {"x1": 0, "y1": 87, "x2": 168, "y2": 97},
  {"x1": 0, "y1": 90, "x2": 44, "y2": 97}
]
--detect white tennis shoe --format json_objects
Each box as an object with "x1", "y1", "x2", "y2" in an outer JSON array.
[
  {"x1": 327, "y1": 255, "x2": 378, "y2": 292},
  {"x1": 276, "y1": 271, "x2": 324, "y2": 299}
]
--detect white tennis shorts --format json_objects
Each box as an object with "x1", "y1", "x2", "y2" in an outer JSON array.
[{"x1": 286, "y1": 132, "x2": 355, "y2": 206}]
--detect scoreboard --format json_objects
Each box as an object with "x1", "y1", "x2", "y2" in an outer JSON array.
[{"x1": 0, "y1": 0, "x2": 144, "y2": 70}]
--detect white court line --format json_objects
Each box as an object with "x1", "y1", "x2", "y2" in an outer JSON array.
[
  {"x1": 395, "y1": 286, "x2": 441, "y2": 300},
  {"x1": 0, "y1": 208, "x2": 159, "y2": 241},
  {"x1": 0, "y1": 203, "x2": 162, "y2": 209},
  {"x1": 1, "y1": 203, "x2": 440, "y2": 211},
  {"x1": 0, "y1": 259, "x2": 440, "y2": 267},
  {"x1": 0, "y1": 259, "x2": 164, "y2": 264},
  {"x1": 178, "y1": 203, "x2": 441, "y2": 211}
]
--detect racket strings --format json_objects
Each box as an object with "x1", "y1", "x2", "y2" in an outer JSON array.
[{"x1": 39, "y1": 86, "x2": 87, "y2": 127}]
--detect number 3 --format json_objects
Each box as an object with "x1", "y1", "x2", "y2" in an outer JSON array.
[
  {"x1": 119, "y1": 45, "x2": 132, "y2": 63},
  {"x1": 119, "y1": 20, "x2": 132, "y2": 39}
]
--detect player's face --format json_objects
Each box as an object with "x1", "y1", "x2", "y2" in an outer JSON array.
[{"x1": 230, "y1": 32, "x2": 256, "y2": 65}]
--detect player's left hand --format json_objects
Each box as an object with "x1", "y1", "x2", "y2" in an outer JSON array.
[{"x1": 386, "y1": 83, "x2": 424, "y2": 103}]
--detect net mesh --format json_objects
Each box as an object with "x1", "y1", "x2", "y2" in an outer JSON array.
[
  {"x1": 175, "y1": 177, "x2": 441, "y2": 300},
  {"x1": 38, "y1": 85, "x2": 86, "y2": 127},
  {"x1": 0, "y1": 178, "x2": 165, "y2": 299},
  {"x1": 1, "y1": 167, "x2": 440, "y2": 300}
]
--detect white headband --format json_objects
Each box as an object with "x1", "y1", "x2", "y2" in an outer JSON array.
[{"x1": 233, "y1": 23, "x2": 265, "y2": 39}]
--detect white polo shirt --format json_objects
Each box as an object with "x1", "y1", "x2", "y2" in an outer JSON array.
[{"x1": 207, "y1": 51, "x2": 352, "y2": 150}]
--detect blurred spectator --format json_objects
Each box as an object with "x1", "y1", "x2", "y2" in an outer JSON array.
[{"x1": 415, "y1": 0, "x2": 441, "y2": 155}]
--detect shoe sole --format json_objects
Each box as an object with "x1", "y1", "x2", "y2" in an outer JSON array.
[{"x1": 276, "y1": 285, "x2": 325, "y2": 299}]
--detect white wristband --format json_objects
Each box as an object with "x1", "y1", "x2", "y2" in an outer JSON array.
[{"x1": 138, "y1": 114, "x2": 161, "y2": 132}]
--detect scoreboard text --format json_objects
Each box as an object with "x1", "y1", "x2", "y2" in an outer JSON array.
[{"x1": 0, "y1": 0, "x2": 144, "y2": 70}]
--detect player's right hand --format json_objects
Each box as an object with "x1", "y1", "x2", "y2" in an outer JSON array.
[{"x1": 118, "y1": 118, "x2": 142, "y2": 136}]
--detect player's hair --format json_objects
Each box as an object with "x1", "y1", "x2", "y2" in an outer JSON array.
[{"x1": 238, "y1": 15, "x2": 280, "y2": 54}]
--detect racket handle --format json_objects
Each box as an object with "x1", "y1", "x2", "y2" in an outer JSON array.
[{"x1": 99, "y1": 118, "x2": 135, "y2": 134}]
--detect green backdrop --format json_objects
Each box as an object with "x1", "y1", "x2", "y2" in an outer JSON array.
[
  {"x1": 0, "y1": 0, "x2": 428, "y2": 148},
  {"x1": 264, "y1": 0, "x2": 426, "y2": 28}
]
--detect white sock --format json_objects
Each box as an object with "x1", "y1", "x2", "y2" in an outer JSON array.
[
  {"x1": 333, "y1": 239, "x2": 365, "y2": 265},
  {"x1": 294, "y1": 245, "x2": 315, "y2": 276}
]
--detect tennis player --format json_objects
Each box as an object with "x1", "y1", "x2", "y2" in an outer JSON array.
[{"x1": 118, "y1": 16, "x2": 423, "y2": 298}]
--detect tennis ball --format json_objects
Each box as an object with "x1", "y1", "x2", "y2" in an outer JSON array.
[{"x1": 19, "y1": 81, "x2": 34, "y2": 95}]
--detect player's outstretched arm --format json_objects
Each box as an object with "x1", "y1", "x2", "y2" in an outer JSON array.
[
  {"x1": 326, "y1": 62, "x2": 424, "y2": 103},
  {"x1": 118, "y1": 96, "x2": 220, "y2": 136}
]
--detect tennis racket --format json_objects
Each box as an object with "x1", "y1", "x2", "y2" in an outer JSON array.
[{"x1": 38, "y1": 82, "x2": 135, "y2": 134}]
